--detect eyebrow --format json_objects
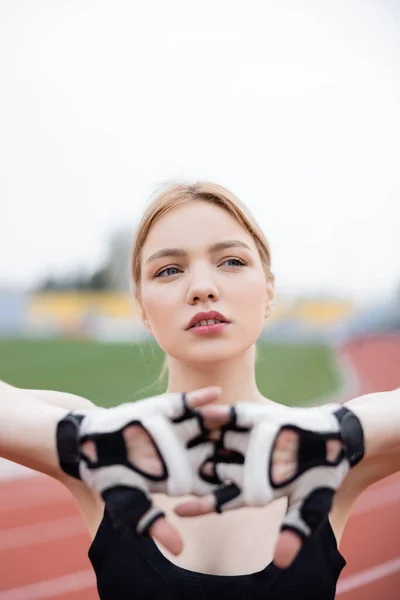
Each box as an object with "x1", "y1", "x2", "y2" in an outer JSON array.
[{"x1": 144, "y1": 240, "x2": 251, "y2": 265}]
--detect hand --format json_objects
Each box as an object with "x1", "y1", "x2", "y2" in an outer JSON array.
[
  {"x1": 175, "y1": 401, "x2": 364, "y2": 568},
  {"x1": 56, "y1": 386, "x2": 221, "y2": 555}
]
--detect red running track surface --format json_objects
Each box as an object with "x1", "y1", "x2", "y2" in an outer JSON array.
[{"x1": 0, "y1": 335, "x2": 399, "y2": 599}]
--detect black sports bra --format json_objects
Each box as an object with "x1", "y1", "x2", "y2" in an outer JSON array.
[{"x1": 89, "y1": 509, "x2": 346, "y2": 599}]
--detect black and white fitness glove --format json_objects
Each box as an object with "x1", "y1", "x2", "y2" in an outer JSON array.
[
  {"x1": 56, "y1": 393, "x2": 214, "y2": 536},
  {"x1": 203, "y1": 403, "x2": 364, "y2": 542}
]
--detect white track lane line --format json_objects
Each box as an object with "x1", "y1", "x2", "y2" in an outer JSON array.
[
  {"x1": 0, "y1": 570, "x2": 95, "y2": 600},
  {"x1": 337, "y1": 556, "x2": 400, "y2": 595},
  {"x1": 0, "y1": 516, "x2": 86, "y2": 551}
]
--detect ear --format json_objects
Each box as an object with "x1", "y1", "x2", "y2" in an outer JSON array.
[
  {"x1": 265, "y1": 279, "x2": 275, "y2": 319},
  {"x1": 143, "y1": 319, "x2": 153, "y2": 335},
  {"x1": 139, "y1": 305, "x2": 154, "y2": 336},
  {"x1": 142, "y1": 316, "x2": 154, "y2": 336}
]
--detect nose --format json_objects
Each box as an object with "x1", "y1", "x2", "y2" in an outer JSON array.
[{"x1": 186, "y1": 266, "x2": 220, "y2": 305}]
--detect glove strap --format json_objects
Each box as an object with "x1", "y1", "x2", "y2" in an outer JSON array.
[
  {"x1": 334, "y1": 406, "x2": 365, "y2": 467},
  {"x1": 103, "y1": 486, "x2": 165, "y2": 535},
  {"x1": 213, "y1": 482, "x2": 241, "y2": 513},
  {"x1": 56, "y1": 412, "x2": 85, "y2": 479}
]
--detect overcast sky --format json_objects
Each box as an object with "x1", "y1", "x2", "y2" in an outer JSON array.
[{"x1": 1, "y1": 0, "x2": 399, "y2": 304}]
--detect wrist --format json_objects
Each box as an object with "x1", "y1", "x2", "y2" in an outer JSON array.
[
  {"x1": 333, "y1": 406, "x2": 365, "y2": 467},
  {"x1": 56, "y1": 411, "x2": 87, "y2": 479}
]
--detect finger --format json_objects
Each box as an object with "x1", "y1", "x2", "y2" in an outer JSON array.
[
  {"x1": 276, "y1": 487, "x2": 334, "y2": 568},
  {"x1": 270, "y1": 428, "x2": 299, "y2": 486},
  {"x1": 271, "y1": 462, "x2": 297, "y2": 486},
  {"x1": 174, "y1": 493, "x2": 216, "y2": 517},
  {"x1": 326, "y1": 439, "x2": 342, "y2": 463},
  {"x1": 80, "y1": 439, "x2": 97, "y2": 462},
  {"x1": 274, "y1": 428, "x2": 298, "y2": 452},
  {"x1": 273, "y1": 529, "x2": 303, "y2": 569},
  {"x1": 123, "y1": 424, "x2": 165, "y2": 477},
  {"x1": 166, "y1": 387, "x2": 222, "y2": 424},
  {"x1": 149, "y1": 516, "x2": 183, "y2": 556},
  {"x1": 198, "y1": 456, "x2": 242, "y2": 486},
  {"x1": 185, "y1": 386, "x2": 222, "y2": 409},
  {"x1": 197, "y1": 404, "x2": 232, "y2": 429},
  {"x1": 175, "y1": 481, "x2": 242, "y2": 516}
]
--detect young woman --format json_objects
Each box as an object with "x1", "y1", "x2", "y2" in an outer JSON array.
[{"x1": 1, "y1": 181, "x2": 399, "y2": 600}]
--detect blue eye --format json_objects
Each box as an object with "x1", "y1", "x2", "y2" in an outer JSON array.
[
  {"x1": 155, "y1": 266, "x2": 181, "y2": 278},
  {"x1": 222, "y1": 258, "x2": 246, "y2": 267}
]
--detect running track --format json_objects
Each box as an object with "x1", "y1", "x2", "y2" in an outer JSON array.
[{"x1": 0, "y1": 335, "x2": 399, "y2": 599}]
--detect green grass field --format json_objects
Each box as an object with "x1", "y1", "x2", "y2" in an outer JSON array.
[{"x1": 0, "y1": 338, "x2": 342, "y2": 407}]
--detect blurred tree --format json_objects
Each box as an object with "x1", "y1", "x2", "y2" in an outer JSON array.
[
  {"x1": 89, "y1": 266, "x2": 109, "y2": 290},
  {"x1": 102, "y1": 228, "x2": 133, "y2": 292},
  {"x1": 36, "y1": 227, "x2": 134, "y2": 292}
]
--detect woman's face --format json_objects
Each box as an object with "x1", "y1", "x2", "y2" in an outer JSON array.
[{"x1": 140, "y1": 201, "x2": 272, "y2": 365}]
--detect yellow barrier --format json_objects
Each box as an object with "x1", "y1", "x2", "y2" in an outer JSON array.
[
  {"x1": 288, "y1": 300, "x2": 355, "y2": 324},
  {"x1": 29, "y1": 292, "x2": 141, "y2": 327},
  {"x1": 28, "y1": 292, "x2": 354, "y2": 328}
]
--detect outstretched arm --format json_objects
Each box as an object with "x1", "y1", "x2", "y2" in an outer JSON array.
[
  {"x1": 345, "y1": 388, "x2": 400, "y2": 486},
  {"x1": 1, "y1": 380, "x2": 223, "y2": 553},
  {"x1": 23, "y1": 388, "x2": 95, "y2": 411},
  {"x1": 175, "y1": 387, "x2": 400, "y2": 567},
  {"x1": 0, "y1": 380, "x2": 93, "y2": 478}
]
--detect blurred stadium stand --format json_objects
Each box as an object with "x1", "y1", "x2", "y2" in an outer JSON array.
[
  {"x1": 0, "y1": 291, "x2": 29, "y2": 336},
  {"x1": 0, "y1": 290, "x2": 397, "y2": 344}
]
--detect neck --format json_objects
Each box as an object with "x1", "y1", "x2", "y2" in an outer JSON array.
[{"x1": 166, "y1": 345, "x2": 264, "y2": 404}]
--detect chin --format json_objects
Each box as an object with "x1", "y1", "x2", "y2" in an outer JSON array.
[{"x1": 177, "y1": 340, "x2": 250, "y2": 366}]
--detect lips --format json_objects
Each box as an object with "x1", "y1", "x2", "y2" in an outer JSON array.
[{"x1": 186, "y1": 311, "x2": 229, "y2": 330}]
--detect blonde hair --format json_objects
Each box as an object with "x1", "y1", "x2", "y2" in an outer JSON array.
[
  {"x1": 131, "y1": 181, "x2": 275, "y2": 390},
  {"x1": 132, "y1": 181, "x2": 274, "y2": 301}
]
